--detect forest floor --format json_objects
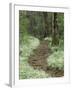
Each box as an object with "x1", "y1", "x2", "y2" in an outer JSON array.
[{"x1": 28, "y1": 40, "x2": 64, "y2": 77}]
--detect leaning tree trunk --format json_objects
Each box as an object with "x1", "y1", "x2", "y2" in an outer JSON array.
[{"x1": 52, "y1": 13, "x2": 59, "y2": 46}]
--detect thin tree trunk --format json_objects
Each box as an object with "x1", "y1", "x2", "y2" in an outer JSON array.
[
  {"x1": 43, "y1": 12, "x2": 49, "y2": 38},
  {"x1": 52, "y1": 13, "x2": 59, "y2": 45},
  {"x1": 28, "y1": 12, "x2": 34, "y2": 34}
]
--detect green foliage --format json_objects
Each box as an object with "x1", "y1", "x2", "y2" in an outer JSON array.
[
  {"x1": 47, "y1": 43, "x2": 64, "y2": 70},
  {"x1": 47, "y1": 50, "x2": 64, "y2": 70},
  {"x1": 19, "y1": 36, "x2": 49, "y2": 79},
  {"x1": 46, "y1": 37, "x2": 64, "y2": 70},
  {"x1": 20, "y1": 36, "x2": 40, "y2": 62},
  {"x1": 20, "y1": 62, "x2": 49, "y2": 79}
]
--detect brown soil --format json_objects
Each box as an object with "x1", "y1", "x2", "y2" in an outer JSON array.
[{"x1": 28, "y1": 40, "x2": 64, "y2": 77}]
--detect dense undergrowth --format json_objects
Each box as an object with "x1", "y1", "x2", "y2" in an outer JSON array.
[{"x1": 46, "y1": 37, "x2": 64, "y2": 70}]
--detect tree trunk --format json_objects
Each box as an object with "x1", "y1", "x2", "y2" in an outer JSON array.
[
  {"x1": 52, "y1": 13, "x2": 59, "y2": 45},
  {"x1": 43, "y1": 12, "x2": 49, "y2": 38}
]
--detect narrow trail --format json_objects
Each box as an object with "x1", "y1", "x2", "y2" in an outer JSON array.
[{"x1": 28, "y1": 40, "x2": 64, "y2": 77}]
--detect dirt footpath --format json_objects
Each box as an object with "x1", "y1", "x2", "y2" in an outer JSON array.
[{"x1": 28, "y1": 40, "x2": 64, "y2": 77}]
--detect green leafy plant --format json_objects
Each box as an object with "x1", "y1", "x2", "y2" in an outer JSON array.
[{"x1": 47, "y1": 50, "x2": 64, "y2": 70}]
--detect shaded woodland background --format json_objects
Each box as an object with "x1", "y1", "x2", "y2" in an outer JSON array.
[{"x1": 19, "y1": 10, "x2": 64, "y2": 79}]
